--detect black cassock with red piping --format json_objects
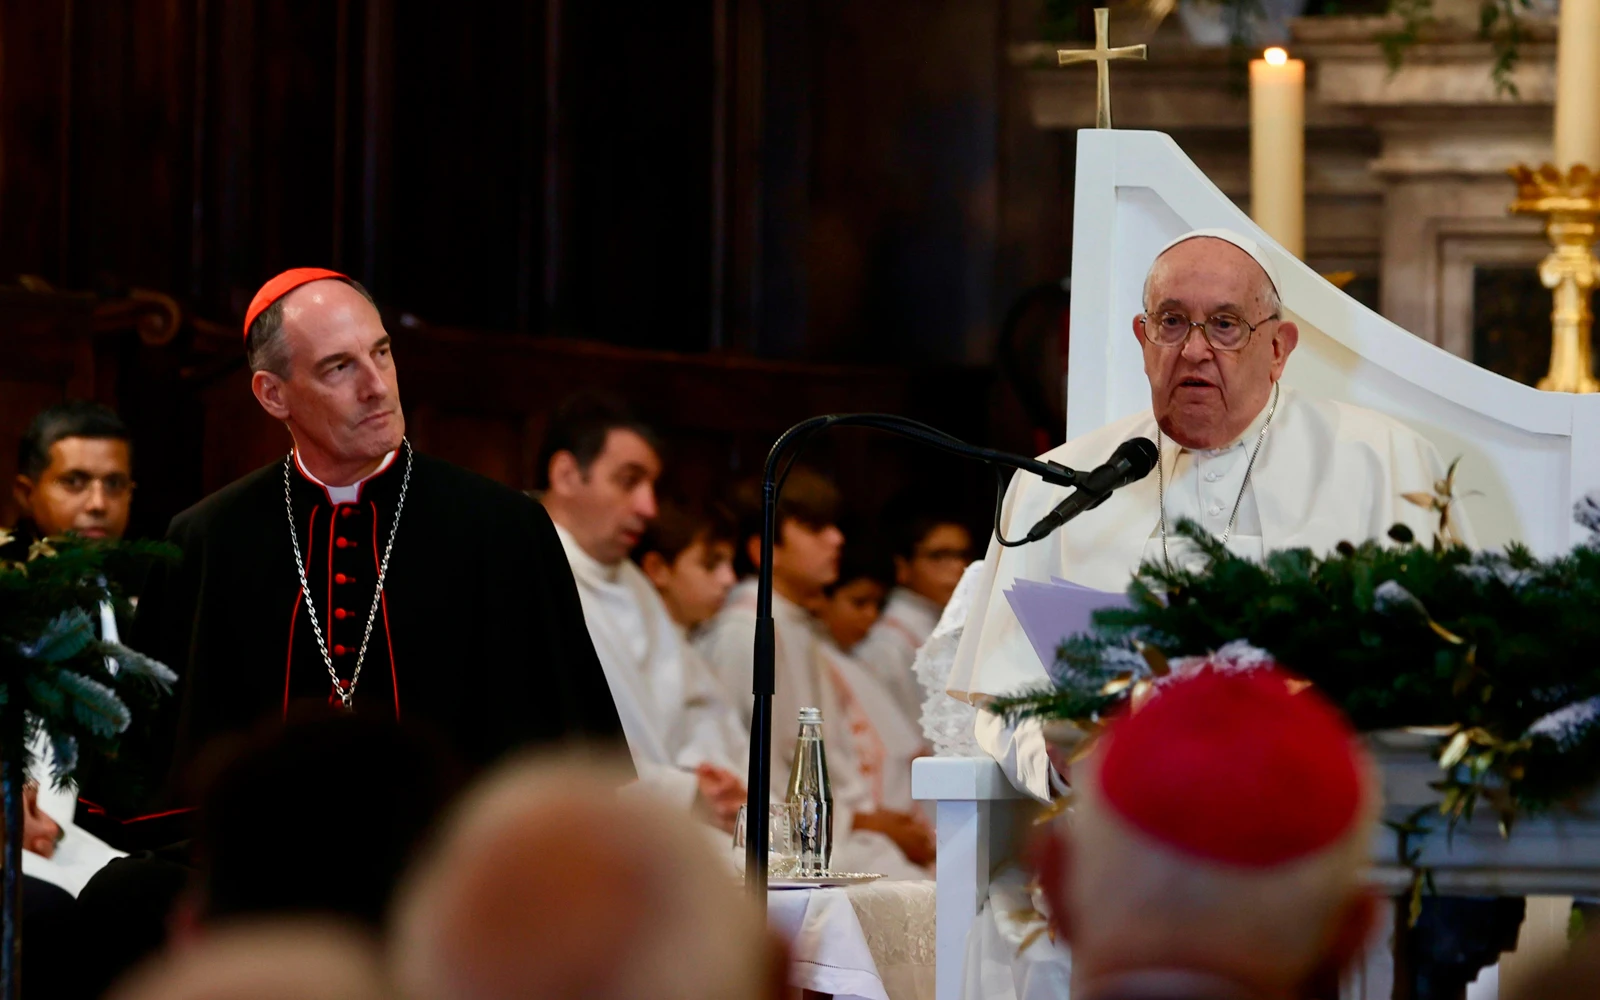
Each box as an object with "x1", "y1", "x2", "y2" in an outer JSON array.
[{"x1": 81, "y1": 449, "x2": 625, "y2": 847}]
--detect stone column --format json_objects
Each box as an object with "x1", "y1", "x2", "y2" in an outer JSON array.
[{"x1": 1299, "y1": 17, "x2": 1555, "y2": 357}]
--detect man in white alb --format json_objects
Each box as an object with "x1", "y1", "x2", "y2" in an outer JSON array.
[
  {"x1": 949, "y1": 228, "x2": 1469, "y2": 802},
  {"x1": 539, "y1": 393, "x2": 748, "y2": 830}
]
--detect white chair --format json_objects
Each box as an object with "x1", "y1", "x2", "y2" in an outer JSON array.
[{"x1": 914, "y1": 127, "x2": 1600, "y2": 1000}]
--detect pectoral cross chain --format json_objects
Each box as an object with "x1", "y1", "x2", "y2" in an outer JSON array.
[{"x1": 1057, "y1": 8, "x2": 1147, "y2": 129}]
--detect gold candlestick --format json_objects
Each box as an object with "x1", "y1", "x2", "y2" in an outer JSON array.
[{"x1": 1509, "y1": 164, "x2": 1600, "y2": 394}]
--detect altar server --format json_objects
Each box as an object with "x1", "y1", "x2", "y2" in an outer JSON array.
[
  {"x1": 698, "y1": 474, "x2": 933, "y2": 876},
  {"x1": 950, "y1": 229, "x2": 1468, "y2": 800},
  {"x1": 814, "y1": 546, "x2": 933, "y2": 859},
  {"x1": 540, "y1": 393, "x2": 747, "y2": 827},
  {"x1": 1036, "y1": 667, "x2": 1380, "y2": 1000},
  {"x1": 635, "y1": 499, "x2": 739, "y2": 635},
  {"x1": 128, "y1": 270, "x2": 625, "y2": 829},
  {"x1": 853, "y1": 503, "x2": 972, "y2": 726}
]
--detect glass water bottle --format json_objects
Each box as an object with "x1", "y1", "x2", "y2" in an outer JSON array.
[{"x1": 785, "y1": 706, "x2": 834, "y2": 874}]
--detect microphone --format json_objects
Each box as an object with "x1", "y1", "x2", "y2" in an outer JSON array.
[{"x1": 1023, "y1": 437, "x2": 1160, "y2": 543}]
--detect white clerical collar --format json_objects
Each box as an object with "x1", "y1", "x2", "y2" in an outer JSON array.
[
  {"x1": 551, "y1": 522, "x2": 623, "y2": 584},
  {"x1": 294, "y1": 449, "x2": 397, "y2": 505},
  {"x1": 1159, "y1": 387, "x2": 1280, "y2": 464}
]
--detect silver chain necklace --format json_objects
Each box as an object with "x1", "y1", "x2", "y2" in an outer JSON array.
[
  {"x1": 283, "y1": 439, "x2": 413, "y2": 709},
  {"x1": 1158, "y1": 383, "x2": 1279, "y2": 567}
]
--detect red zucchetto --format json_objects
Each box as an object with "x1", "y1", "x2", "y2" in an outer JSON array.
[
  {"x1": 1096, "y1": 666, "x2": 1365, "y2": 868},
  {"x1": 243, "y1": 268, "x2": 351, "y2": 342}
]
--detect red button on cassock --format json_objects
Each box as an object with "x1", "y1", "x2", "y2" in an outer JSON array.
[
  {"x1": 334, "y1": 644, "x2": 348, "y2": 656},
  {"x1": 341, "y1": 508, "x2": 353, "y2": 519},
  {"x1": 335, "y1": 573, "x2": 348, "y2": 585},
  {"x1": 335, "y1": 608, "x2": 348, "y2": 620},
  {"x1": 336, "y1": 537, "x2": 349, "y2": 549}
]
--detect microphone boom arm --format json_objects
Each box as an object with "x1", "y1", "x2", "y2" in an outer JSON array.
[{"x1": 745, "y1": 413, "x2": 1079, "y2": 906}]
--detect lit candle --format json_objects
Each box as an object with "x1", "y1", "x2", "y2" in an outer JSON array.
[
  {"x1": 1249, "y1": 46, "x2": 1306, "y2": 258},
  {"x1": 1555, "y1": 0, "x2": 1600, "y2": 170}
]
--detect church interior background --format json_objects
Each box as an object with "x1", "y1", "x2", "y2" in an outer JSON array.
[
  {"x1": 3, "y1": 1, "x2": 1593, "y2": 994},
  {"x1": 0, "y1": 0, "x2": 1576, "y2": 561}
]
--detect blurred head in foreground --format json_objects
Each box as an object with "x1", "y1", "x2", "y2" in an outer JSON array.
[
  {"x1": 107, "y1": 920, "x2": 389, "y2": 1000},
  {"x1": 392, "y1": 756, "x2": 786, "y2": 1000},
  {"x1": 197, "y1": 710, "x2": 463, "y2": 928},
  {"x1": 1036, "y1": 667, "x2": 1380, "y2": 1000}
]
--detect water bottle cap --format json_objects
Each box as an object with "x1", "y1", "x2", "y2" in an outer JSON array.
[{"x1": 797, "y1": 707, "x2": 823, "y2": 723}]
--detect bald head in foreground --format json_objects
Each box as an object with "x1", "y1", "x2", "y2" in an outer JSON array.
[
  {"x1": 949, "y1": 228, "x2": 1471, "y2": 799},
  {"x1": 1036, "y1": 667, "x2": 1380, "y2": 1000},
  {"x1": 391, "y1": 757, "x2": 786, "y2": 1000},
  {"x1": 107, "y1": 920, "x2": 389, "y2": 1000}
]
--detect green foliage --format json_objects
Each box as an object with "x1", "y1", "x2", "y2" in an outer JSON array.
[
  {"x1": 993, "y1": 517, "x2": 1600, "y2": 815},
  {"x1": 0, "y1": 532, "x2": 176, "y2": 786},
  {"x1": 1379, "y1": 0, "x2": 1531, "y2": 98}
]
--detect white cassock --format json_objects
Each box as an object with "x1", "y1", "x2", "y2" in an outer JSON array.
[
  {"x1": 949, "y1": 386, "x2": 1471, "y2": 800},
  {"x1": 819, "y1": 639, "x2": 927, "y2": 818},
  {"x1": 556, "y1": 526, "x2": 747, "y2": 806},
  {"x1": 853, "y1": 587, "x2": 942, "y2": 729},
  {"x1": 697, "y1": 579, "x2": 928, "y2": 879}
]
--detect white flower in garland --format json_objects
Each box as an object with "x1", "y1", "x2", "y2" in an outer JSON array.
[
  {"x1": 1081, "y1": 643, "x2": 1149, "y2": 684},
  {"x1": 1374, "y1": 579, "x2": 1428, "y2": 616},
  {"x1": 1164, "y1": 640, "x2": 1277, "y2": 684},
  {"x1": 1456, "y1": 553, "x2": 1533, "y2": 589},
  {"x1": 1526, "y1": 696, "x2": 1600, "y2": 752},
  {"x1": 1575, "y1": 491, "x2": 1600, "y2": 542}
]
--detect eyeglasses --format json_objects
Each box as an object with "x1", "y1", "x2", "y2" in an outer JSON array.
[{"x1": 1138, "y1": 310, "x2": 1279, "y2": 352}]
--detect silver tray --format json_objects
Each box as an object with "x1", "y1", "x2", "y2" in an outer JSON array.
[{"x1": 766, "y1": 871, "x2": 885, "y2": 889}]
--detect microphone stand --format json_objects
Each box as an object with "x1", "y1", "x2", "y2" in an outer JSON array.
[{"x1": 745, "y1": 413, "x2": 1077, "y2": 905}]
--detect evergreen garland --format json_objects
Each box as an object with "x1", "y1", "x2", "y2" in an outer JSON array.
[
  {"x1": 990, "y1": 497, "x2": 1600, "y2": 827},
  {"x1": 0, "y1": 529, "x2": 177, "y2": 785}
]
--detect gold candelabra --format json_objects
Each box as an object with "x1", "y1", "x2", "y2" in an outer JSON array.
[{"x1": 1509, "y1": 164, "x2": 1600, "y2": 394}]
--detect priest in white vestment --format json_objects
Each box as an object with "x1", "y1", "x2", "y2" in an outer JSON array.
[
  {"x1": 539, "y1": 395, "x2": 747, "y2": 826},
  {"x1": 949, "y1": 228, "x2": 1472, "y2": 801}
]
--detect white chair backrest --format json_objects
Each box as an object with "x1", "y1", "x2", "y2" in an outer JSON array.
[{"x1": 1067, "y1": 129, "x2": 1600, "y2": 556}]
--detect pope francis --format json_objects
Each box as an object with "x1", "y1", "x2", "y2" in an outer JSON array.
[{"x1": 948, "y1": 228, "x2": 1470, "y2": 801}]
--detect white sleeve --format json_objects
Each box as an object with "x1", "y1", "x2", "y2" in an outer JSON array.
[
  {"x1": 673, "y1": 644, "x2": 750, "y2": 775},
  {"x1": 630, "y1": 760, "x2": 701, "y2": 811},
  {"x1": 945, "y1": 473, "x2": 1064, "y2": 802}
]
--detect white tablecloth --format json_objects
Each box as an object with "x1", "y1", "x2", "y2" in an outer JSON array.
[{"x1": 770, "y1": 880, "x2": 936, "y2": 1000}]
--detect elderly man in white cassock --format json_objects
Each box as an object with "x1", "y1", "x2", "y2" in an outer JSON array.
[
  {"x1": 540, "y1": 392, "x2": 748, "y2": 831},
  {"x1": 949, "y1": 228, "x2": 1469, "y2": 802}
]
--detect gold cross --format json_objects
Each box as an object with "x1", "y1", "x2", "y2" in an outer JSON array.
[{"x1": 1057, "y1": 8, "x2": 1147, "y2": 129}]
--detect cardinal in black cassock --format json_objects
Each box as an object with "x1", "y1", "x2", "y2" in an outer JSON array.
[{"x1": 89, "y1": 268, "x2": 625, "y2": 845}]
